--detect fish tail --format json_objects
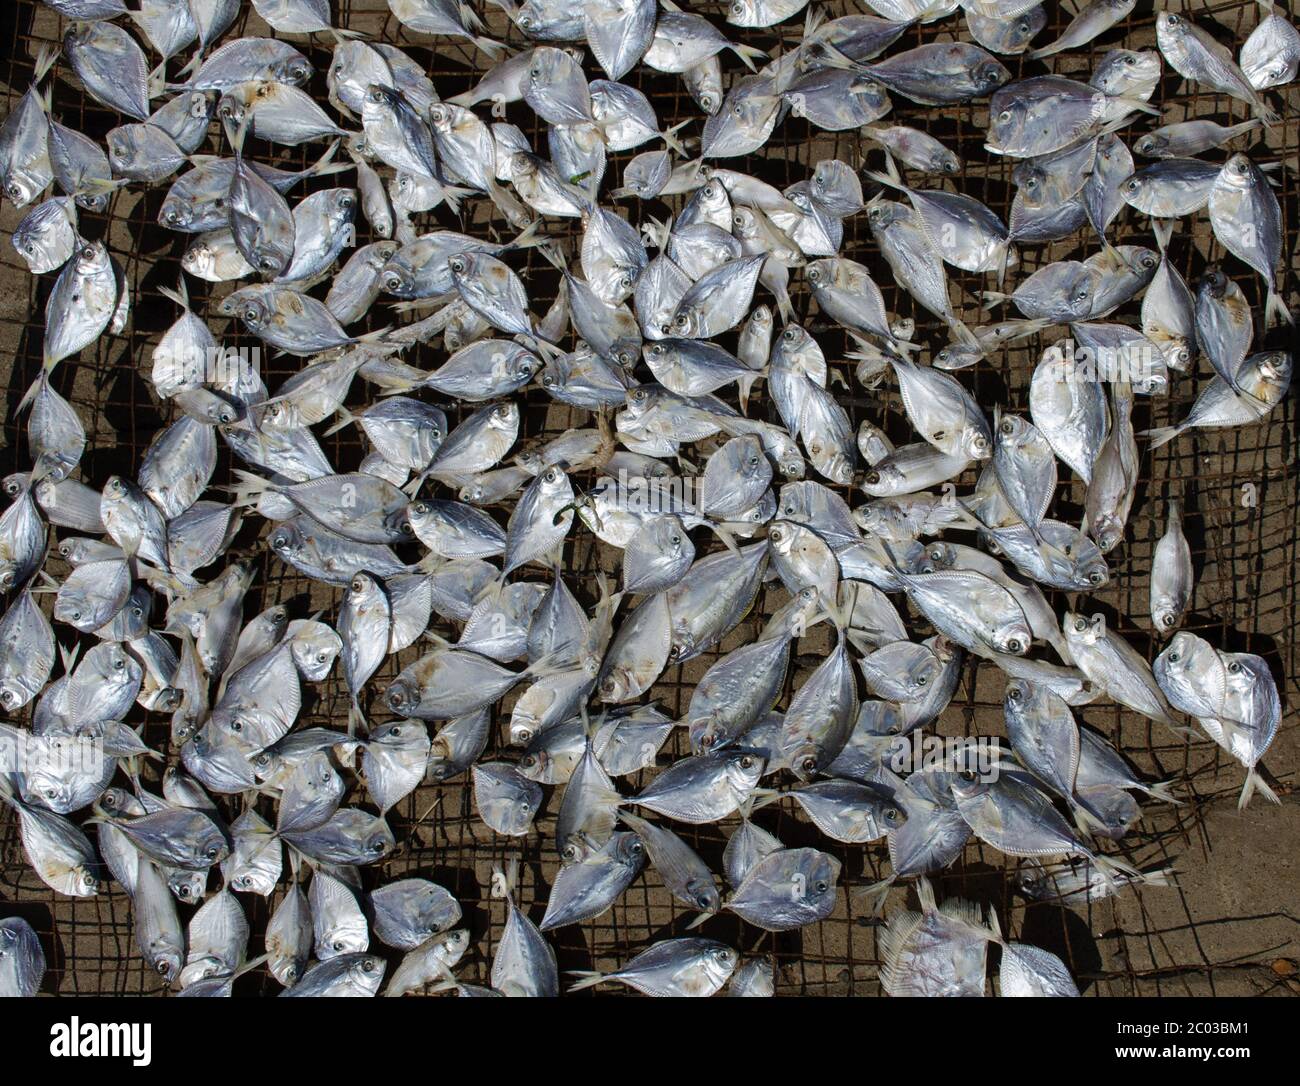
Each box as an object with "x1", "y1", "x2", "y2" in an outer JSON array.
[
  {"x1": 495, "y1": 179, "x2": 538, "y2": 230},
  {"x1": 853, "y1": 875, "x2": 895, "y2": 917},
  {"x1": 1251, "y1": 99, "x2": 1281, "y2": 127},
  {"x1": 473, "y1": 35, "x2": 507, "y2": 59},
  {"x1": 1142, "y1": 778, "x2": 1182, "y2": 805},
  {"x1": 660, "y1": 119, "x2": 691, "y2": 158},
  {"x1": 146, "y1": 60, "x2": 168, "y2": 101},
  {"x1": 505, "y1": 219, "x2": 546, "y2": 253},
  {"x1": 747, "y1": 788, "x2": 784, "y2": 812},
  {"x1": 1139, "y1": 423, "x2": 1182, "y2": 450},
  {"x1": 731, "y1": 44, "x2": 767, "y2": 72},
  {"x1": 737, "y1": 371, "x2": 760, "y2": 417},
  {"x1": 862, "y1": 166, "x2": 904, "y2": 195},
  {"x1": 458, "y1": 1, "x2": 487, "y2": 33},
  {"x1": 32, "y1": 43, "x2": 59, "y2": 86},
  {"x1": 1069, "y1": 799, "x2": 1113, "y2": 838},
  {"x1": 321, "y1": 404, "x2": 359, "y2": 437},
  {"x1": 404, "y1": 469, "x2": 432, "y2": 501},
  {"x1": 158, "y1": 278, "x2": 190, "y2": 311},
  {"x1": 981, "y1": 289, "x2": 1011, "y2": 310},
  {"x1": 326, "y1": 26, "x2": 367, "y2": 43},
  {"x1": 491, "y1": 857, "x2": 519, "y2": 900},
  {"x1": 1150, "y1": 218, "x2": 1175, "y2": 254},
  {"x1": 306, "y1": 139, "x2": 344, "y2": 179},
  {"x1": 995, "y1": 240, "x2": 1013, "y2": 289},
  {"x1": 226, "y1": 467, "x2": 274, "y2": 507},
  {"x1": 347, "y1": 699, "x2": 367, "y2": 738},
  {"x1": 16, "y1": 367, "x2": 50, "y2": 413},
  {"x1": 1238, "y1": 768, "x2": 1281, "y2": 810},
  {"x1": 706, "y1": 520, "x2": 742, "y2": 558},
  {"x1": 566, "y1": 970, "x2": 607, "y2": 992},
  {"x1": 1026, "y1": 42, "x2": 1065, "y2": 61},
  {"x1": 1264, "y1": 288, "x2": 1292, "y2": 327},
  {"x1": 1226, "y1": 117, "x2": 1265, "y2": 141},
  {"x1": 1115, "y1": 96, "x2": 1162, "y2": 118},
  {"x1": 174, "y1": 48, "x2": 204, "y2": 82},
  {"x1": 1088, "y1": 850, "x2": 1141, "y2": 884}
]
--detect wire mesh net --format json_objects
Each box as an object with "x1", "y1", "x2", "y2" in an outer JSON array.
[{"x1": 0, "y1": 0, "x2": 1296, "y2": 996}]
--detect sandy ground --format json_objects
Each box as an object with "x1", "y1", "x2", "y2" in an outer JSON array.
[{"x1": 0, "y1": 0, "x2": 1297, "y2": 996}]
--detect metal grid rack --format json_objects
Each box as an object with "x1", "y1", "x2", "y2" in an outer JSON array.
[{"x1": 0, "y1": 0, "x2": 1296, "y2": 995}]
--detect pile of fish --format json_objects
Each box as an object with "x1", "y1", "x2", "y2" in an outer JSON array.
[{"x1": 0, "y1": 0, "x2": 1293, "y2": 998}]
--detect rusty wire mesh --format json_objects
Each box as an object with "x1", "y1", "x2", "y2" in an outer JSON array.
[{"x1": 0, "y1": 0, "x2": 1297, "y2": 996}]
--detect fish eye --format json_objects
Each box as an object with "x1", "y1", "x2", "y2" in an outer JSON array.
[
  {"x1": 449, "y1": 257, "x2": 466, "y2": 274},
  {"x1": 814, "y1": 880, "x2": 828, "y2": 893},
  {"x1": 362, "y1": 958, "x2": 376, "y2": 972},
  {"x1": 1006, "y1": 638, "x2": 1022, "y2": 654},
  {"x1": 700, "y1": 94, "x2": 715, "y2": 109},
  {"x1": 998, "y1": 110, "x2": 1011, "y2": 123},
  {"x1": 959, "y1": 769, "x2": 977, "y2": 782},
  {"x1": 865, "y1": 471, "x2": 880, "y2": 485},
  {"x1": 1073, "y1": 617, "x2": 1087, "y2": 632},
  {"x1": 1088, "y1": 570, "x2": 1104, "y2": 585},
  {"x1": 1168, "y1": 650, "x2": 1180, "y2": 663},
  {"x1": 204, "y1": 845, "x2": 219, "y2": 859}
]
